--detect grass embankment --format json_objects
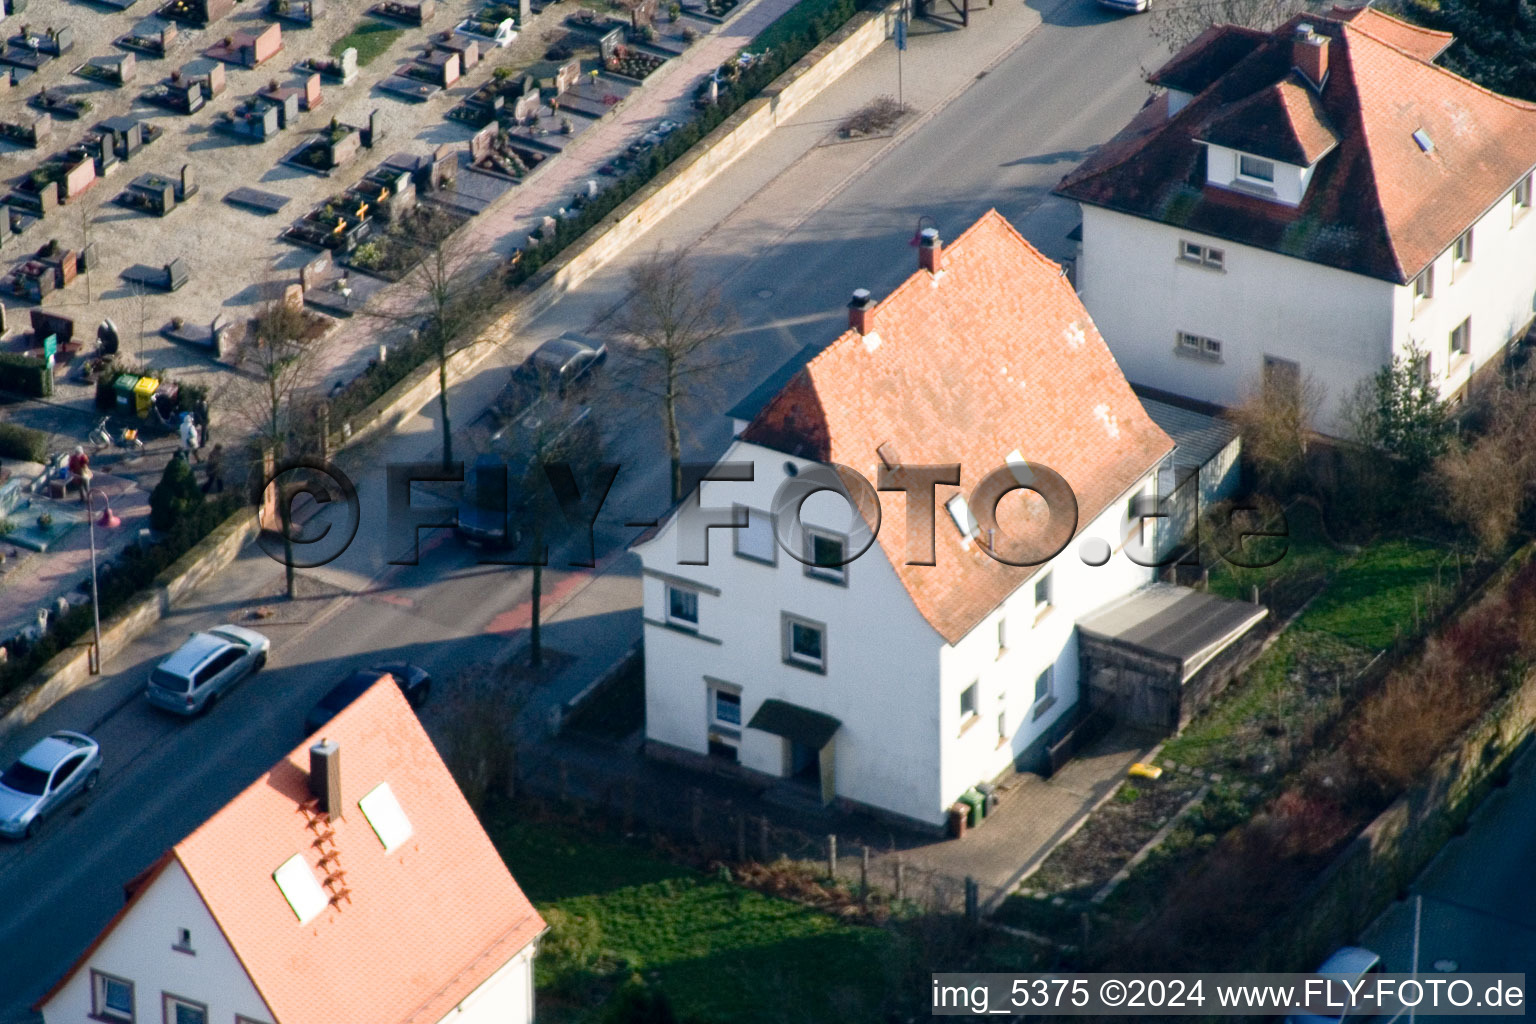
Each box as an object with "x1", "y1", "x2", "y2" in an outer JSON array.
[
  {"x1": 489, "y1": 811, "x2": 901, "y2": 1023},
  {"x1": 331, "y1": 21, "x2": 406, "y2": 65}
]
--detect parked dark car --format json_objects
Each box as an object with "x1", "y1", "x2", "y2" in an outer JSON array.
[
  {"x1": 455, "y1": 398, "x2": 597, "y2": 548},
  {"x1": 509, "y1": 333, "x2": 606, "y2": 402},
  {"x1": 304, "y1": 664, "x2": 432, "y2": 735}
]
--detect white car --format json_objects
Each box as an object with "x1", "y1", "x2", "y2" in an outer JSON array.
[
  {"x1": 0, "y1": 731, "x2": 102, "y2": 840},
  {"x1": 146, "y1": 625, "x2": 270, "y2": 716},
  {"x1": 1286, "y1": 947, "x2": 1383, "y2": 1024}
]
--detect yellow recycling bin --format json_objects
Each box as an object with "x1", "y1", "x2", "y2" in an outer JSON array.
[{"x1": 132, "y1": 375, "x2": 160, "y2": 416}]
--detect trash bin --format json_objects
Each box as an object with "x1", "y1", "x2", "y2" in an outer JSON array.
[
  {"x1": 958, "y1": 788, "x2": 984, "y2": 829},
  {"x1": 113, "y1": 373, "x2": 141, "y2": 412},
  {"x1": 947, "y1": 802, "x2": 968, "y2": 839},
  {"x1": 976, "y1": 781, "x2": 999, "y2": 817},
  {"x1": 132, "y1": 375, "x2": 160, "y2": 417}
]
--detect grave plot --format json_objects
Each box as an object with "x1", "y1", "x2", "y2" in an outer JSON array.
[
  {"x1": 4, "y1": 238, "x2": 84, "y2": 304},
  {"x1": 115, "y1": 24, "x2": 178, "y2": 59},
  {"x1": 0, "y1": 112, "x2": 51, "y2": 149},
  {"x1": 140, "y1": 71, "x2": 205, "y2": 114},
  {"x1": 157, "y1": 0, "x2": 236, "y2": 27},
  {"x1": 120, "y1": 256, "x2": 190, "y2": 292},
  {"x1": 282, "y1": 192, "x2": 377, "y2": 253},
  {"x1": 223, "y1": 186, "x2": 292, "y2": 215},
  {"x1": 434, "y1": 33, "x2": 480, "y2": 71},
  {"x1": 9, "y1": 150, "x2": 97, "y2": 217},
  {"x1": 94, "y1": 117, "x2": 164, "y2": 162},
  {"x1": 63, "y1": 134, "x2": 118, "y2": 178},
  {"x1": 379, "y1": 50, "x2": 457, "y2": 101},
  {"x1": 113, "y1": 165, "x2": 197, "y2": 217},
  {"x1": 211, "y1": 96, "x2": 285, "y2": 141},
  {"x1": 1, "y1": 27, "x2": 74, "y2": 72},
  {"x1": 267, "y1": 0, "x2": 324, "y2": 27},
  {"x1": 466, "y1": 124, "x2": 535, "y2": 180},
  {"x1": 685, "y1": 0, "x2": 739, "y2": 20},
  {"x1": 205, "y1": 24, "x2": 283, "y2": 68},
  {"x1": 91, "y1": 0, "x2": 143, "y2": 11},
  {"x1": 603, "y1": 42, "x2": 666, "y2": 81},
  {"x1": 74, "y1": 53, "x2": 137, "y2": 87},
  {"x1": 260, "y1": 72, "x2": 323, "y2": 113},
  {"x1": 447, "y1": 69, "x2": 537, "y2": 127},
  {"x1": 29, "y1": 87, "x2": 93, "y2": 120},
  {"x1": 345, "y1": 196, "x2": 470, "y2": 278},
  {"x1": 368, "y1": 0, "x2": 435, "y2": 25},
  {"x1": 298, "y1": 249, "x2": 386, "y2": 317},
  {"x1": 282, "y1": 117, "x2": 367, "y2": 176},
  {"x1": 297, "y1": 46, "x2": 357, "y2": 85},
  {"x1": 456, "y1": 4, "x2": 517, "y2": 47}
]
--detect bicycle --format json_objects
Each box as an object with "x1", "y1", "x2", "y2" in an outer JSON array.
[{"x1": 88, "y1": 416, "x2": 144, "y2": 452}]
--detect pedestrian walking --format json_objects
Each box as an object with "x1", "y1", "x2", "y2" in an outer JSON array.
[
  {"x1": 67, "y1": 446, "x2": 93, "y2": 503},
  {"x1": 179, "y1": 412, "x2": 201, "y2": 464},
  {"x1": 192, "y1": 397, "x2": 210, "y2": 448},
  {"x1": 202, "y1": 444, "x2": 225, "y2": 494}
]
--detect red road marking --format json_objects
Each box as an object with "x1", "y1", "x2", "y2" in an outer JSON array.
[{"x1": 484, "y1": 550, "x2": 624, "y2": 635}]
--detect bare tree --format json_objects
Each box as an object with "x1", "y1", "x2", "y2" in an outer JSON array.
[
  {"x1": 594, "y1": 247, "x2": 736, "y2": 503},
  {"x1": 359, "y1": 206, "x2": 503, "y2": 469},
  {"x1": 1433, "y1": 369, "x2": 1536, "y2": 553},
  {"x1": 1223, "y1": 369, "x2": 1325, "y2": 494},
  {"x1": 440, "y1": 661, "x2": 533, "y2": 812},
  {"x1": 1149, "y1": 0, "x2": 1324, "y2": 53},
  {"x1": 129, "y1": 279, "x2": 151, "y2": 359},
  {"x1": 229, "y1": 287, "x2": 321, "y2": 599}
]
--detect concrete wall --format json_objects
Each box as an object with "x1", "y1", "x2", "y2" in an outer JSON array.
[
  {"x1": 41, "y1": 859, "x2": 274, "y2": 1024},
  {"x1": 1251, "y1": 662, "x2": 1536, "y2": 972}
]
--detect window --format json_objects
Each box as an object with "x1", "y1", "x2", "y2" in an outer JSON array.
[
  {"x1": 272, "y1": 854, "x2": 329, "y2": 924},
  {"x1": 1450, "y1": 317, "x2": 1471, "y2": 358},
  {"x1": 998, "y1": 711, "x2": 1007, "y2": 744},
  {"x1": 1238, "y1": 154, "x2": 1275, "y2": 183},
  {"x1": 1413, "y1": 265, "x2": 1434, "y2": 303},
  {"x1": 1179, "y1": 240, "x2": 1225, "y2": 269},
  {"x1": 782, "y1": 614, "x2": 826, "y2": 672},
  {"x1": 996, "y1": 618, "x2": 1008, "y2": 658},
  {"x1": 173, "y1": 927, "x2": 194, "y2": 954},
  {"x1": 1175, "y1": 331, "x2": 1222, "y2": 361},
  {"x1": 805, "y1": 530, "x2": 847, "y2": 583},
  {"x1": 358, "y1": 782, "x2": 414, "y2": 854},
  {"x1": 945, "y1": 494, "x2": 978, "y2": 539},
  {"x1": 51, "y1": 753, "x2": 87, "y2": 791},
  {"x1": 666, "y1": 585, "x2": 699, "y2": 628},
  {"x1": 959, "y1": 682, "x2": 979, "y2": 721},
  {"x1": 713, "y1": 689, "x2": 741, "y2": 726},
  {"x1": 733, "y1": 506, "x2": 776, "y2": 565},
  {"x1": 1453, "y1": 229, "x2": 1473, "y2": 264},
  {"x1": 1034, "y1": 573, "x2": 1053, "y2": 612},
  {"x1": 161, "y1": 994, "x2": 206, "y2": 1024},
  {"x1": 1033, "y1": 665, "x2": 1055, "y2": 712},
  {"x1": 91, "y1": 970, "x2": 134, "y2": 1023},
  {"x1": 1516, "y1": 174, "x2": 1532, "y2": 213},
  {"x1": 707, "y1": 682, "x2": 741, "y2": 762}
]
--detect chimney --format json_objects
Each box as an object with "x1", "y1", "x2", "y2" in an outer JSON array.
[
  {"x1": 1292, "y1": 23, "x2": 1328, "y2": 90},
  {"x1": 309, "y1": 739, "x2": 342, "y2": 819},
  {"x1": 918, "y1": 227, "x2": 942, "y2": 273},
  {"x1": 847, "y1": 288, "x2": 874, "y2": 334}
]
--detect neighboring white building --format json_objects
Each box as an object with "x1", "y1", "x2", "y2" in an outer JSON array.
[
  {"x1": 634, "y1": 211, "x2": 1264, "y2": 831},
  {"x1": 1057, "y1": 7, "x2": 1536, "y2": 434},
  {"x1": 36, "y1": 680, "x2": 545, "y2": 1024}
]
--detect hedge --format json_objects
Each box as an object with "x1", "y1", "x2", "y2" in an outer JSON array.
[
  {"x1": 0, "y1": 422, "x2": 48, "y2": 463},
  {"x1": 327, "y1": 0, "x2": 874, "y2": 426},
  {"x1": 0, "y1": 351, "x2": 53, "y2": 399}
]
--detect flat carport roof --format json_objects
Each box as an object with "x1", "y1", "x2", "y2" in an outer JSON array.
[{"x1": 1078, "y1": 583, "x2": 1268, "y2": 681}]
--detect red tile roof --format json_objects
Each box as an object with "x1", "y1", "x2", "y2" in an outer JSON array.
[
  {"x1": 1329, "y1": 4, "x2": 1453, "y2": 60},
  {"x1": 740, "y1": 210, "x2": 1172, "y2": 644},
  {"x1": 44, "y1": 680, "x2": 545, "y2": 1024},
  {"x1": 1058, "y1": 11, "x2": 1536, "y2": 284},
  {"x1": 1197, "y1": 79, "x2": 1339, "y2": 166}
]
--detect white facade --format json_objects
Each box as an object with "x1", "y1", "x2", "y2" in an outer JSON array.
[
  {"x1": 638, "y1": 441, "x2": 1159, "y2": 828},
  {"x1": 1077, "y1": 177, "x2": 1536, "y2": 434},
  {"x1": 42, "y1": 859, "x2": 275, "y2": 1024},
  {"x1": 41, "y1": 858, "x2": 538, "y2": 1024}
]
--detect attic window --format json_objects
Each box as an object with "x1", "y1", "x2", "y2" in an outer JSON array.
[
  {"x1": 273, "y1": 854, "x2": 330, "y2": 924},
  {"x1": 359, "y1": 781, "x2": 414, "y2": 853},
  {"x1": 1237, "y1": 154, "x2": 1275, "y2": 183},
  {"x1": 1412, "y1": 129, "x2": 1434, "y2": 153},
  {"x1": 1005, "y1": 449, "x2": 1034, "y2": 486},
  {"x1": 945, "y1": 494, "x2": 979, "y2": 540}
]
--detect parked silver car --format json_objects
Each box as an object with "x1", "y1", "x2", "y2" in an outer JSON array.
[
  {"x1": 0, "y1": 731, "x2": 102, "y2": 840},
  {"x1": 146, "y1": 625, "x2": 270, "y2": 716}
]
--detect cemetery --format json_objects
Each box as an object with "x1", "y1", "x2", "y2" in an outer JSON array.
[
  {"x1": 204, "y1": 23, "x2": 284, "y2": 68},
  {"x1": 0, "y1": 112, "x2": 50, "y2": 148},
  {"x1": 259, "y1": 72, "x2": 324, "y2": 113},
  {"x1": 266, "y1": 0, "x2": 324, "y2": 27},
  {"x1": 140, "y1": 70, "x2": 205, "y2": 114},
  {"x1": 114, "y1": 24, "x2": 177, "y2": 58},
  {"x1": 4, "y1": 238, "x2": 84, "y2": 304},
  {"x1": 156, "y1": 0, "x2": 236, "y2": 27},
  {"x1": 368, "y1": 0, "x2": 435, "y2": 25},
  {"x1": 93, "y1": 117, "x2": 164, "y2": 161},
  {"x1": 73, "y1": 52, "x2": 137, "y2": 87},
  {"x1": 436, "y1": 32, "x2": 480, "y2": 70},
  {"x1": 211, "y1": 96, "x2": 284, "y2": 141},
  {"x1": 283, "y1": 117, "x2": 366, "y2": 175},
  {"x1": 1, "y1": 26, "x2": 75, "y2": 72},
  {"x1": 297, "y1": 46, "x2": 358, "y2": 85},
  {"x1": 29, "y1": 88, "x2": 93, "y2": 120}
]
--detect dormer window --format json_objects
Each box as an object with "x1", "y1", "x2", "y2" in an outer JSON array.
[{"x1": 1238, "y1": 154, "x2": 1275, "y2": 183}]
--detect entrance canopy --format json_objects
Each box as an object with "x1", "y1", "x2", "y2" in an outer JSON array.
[{"x1": 747, "y1": 699, "x2": 841, "y2": 749}]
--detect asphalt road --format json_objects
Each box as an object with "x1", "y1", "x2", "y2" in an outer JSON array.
[
  {"x1": 1358, "y1": 741, "x2": 1536, "y2": 1016},
  {"x1": 0, "y1": 1, "x2": 1166, "y2": 1016}
]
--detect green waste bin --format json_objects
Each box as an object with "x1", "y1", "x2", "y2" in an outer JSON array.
[
  {"x1": 958, "y1": 788, "x2": 984, "y2": 829},
  {"x1": 113, "y1": 373, "x2": 142, "y2": 412}
]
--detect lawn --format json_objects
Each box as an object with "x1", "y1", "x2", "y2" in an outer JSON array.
[
  {"x1": 487, "y1": 809, "x2": 901, "y2": 1023},
  {"x1": 1296, "y1": 537, "x2": 1452, "y2": 649},
  {"x1": 751, "y1": 0, "x2": 860, "y2": 54},
  {"x1": 331, "y1": 21, "x2": 406, "y2": 65}
]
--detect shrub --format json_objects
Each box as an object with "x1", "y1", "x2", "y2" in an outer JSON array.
[
  {"x1": 1348, "y1": 662, "x2": 1489, "y2": 798},
  {"x1": 605, "y1": 978, "x2": 678, "y2": 1024},
  {"x1": 0, "y1": 351, "x2": 53, "y2": 399},
  {"x1": 149, "y1": 456, "x2": 205, "y2": 532},
  {"x1": 0, "y1": 422, "x2": 47, "y2": 462}
]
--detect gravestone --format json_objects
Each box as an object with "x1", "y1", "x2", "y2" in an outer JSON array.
[
  {"x1": 441, "y1": 33, "x2": 478, "y2": 70},
  {"x1": 197, "y1": 60, "x2": 226, "y2": 97},
  {"x1": 62, "y1": 157, "x2": 94, "y2": 199},
  {"x1": 554, "y1": 58, "x2": 580, "y2": 96},
  {"x1": 468, "y1": 123, "x2": 494, "y2": 163},
  {"x1": 244, "y1": 23, "x2": 282, "y2": 66},
  {"x1": 511, "y1": 91, "x2": 539, "y2": 122},
  {"x1": 361, "y1": 108, "x2": 382, "y2": 148},
  {"x1": 539, "y1": 215, "x2": 557, "y2": 240},
  {"x1": 427, "y1": 143, "x2": 455, "y2": 188},
  {"x1": 630, "y1": 0, "x2": 657, "y2": 30},
  {"x1": 519, "y1": 0, "x2": 530, "y2": 25},
  {"x1": 117, "y1": 120, "x2": 143, "y2": 157},
  {"x1": 45, "y1": 26, "x2": 75, "y2": 55},
  {"x1": 419, "y1": 50, "x2": 459, "y2": 87},
  {"x1": 282, "y1": 283, "x2": 303, "y2": 310},
  {"x1": 179, "y1": 163, "x2": 194, "y2": 199},
  {"x1": 299, "y1": 250, "x2": 330, "y2": 291},
  {"x1": 161, "y1": 25, "x2": 179, "y2": 51},
  {"x1": 338, "y1": 46, "x2": 357, "y2": 83},
  {"x1": 301, "y1": 73, "x2": 321, "y2": 110},
  {"x1": 30, "y1": 308, "x2": 73, "y2": 346},
  {"x1": 597, "y1": 26, "x2": 624, "y2": 62}
]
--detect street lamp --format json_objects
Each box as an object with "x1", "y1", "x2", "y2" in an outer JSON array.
[{"x1": 85, "y1": 491, "x2": 119, "y2": 675}]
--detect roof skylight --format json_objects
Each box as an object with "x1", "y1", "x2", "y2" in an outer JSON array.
[
  {"x1": 273, "y1": 854, "x2": 330, "y2": 924},
  {"x1": 946, "y1": 495, "x2": 978, "y2": 539},
  {"x1": 1412, "y1": 129, "x2": 1434, "y2": 153},
  {"x1": 359, "y1": 782, "x2": 414, "y2": 853}
]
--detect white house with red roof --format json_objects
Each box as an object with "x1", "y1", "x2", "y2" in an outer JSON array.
[
  {"x1": 1056, "y1": 6, "x2": 1536, "y2": 433},
  {"x1": 36, "y1": 679, "x2": 545, "y2": 1024},
  {"x1": 632, "y1": 211, "x2": 1267, "y2": 830}
]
